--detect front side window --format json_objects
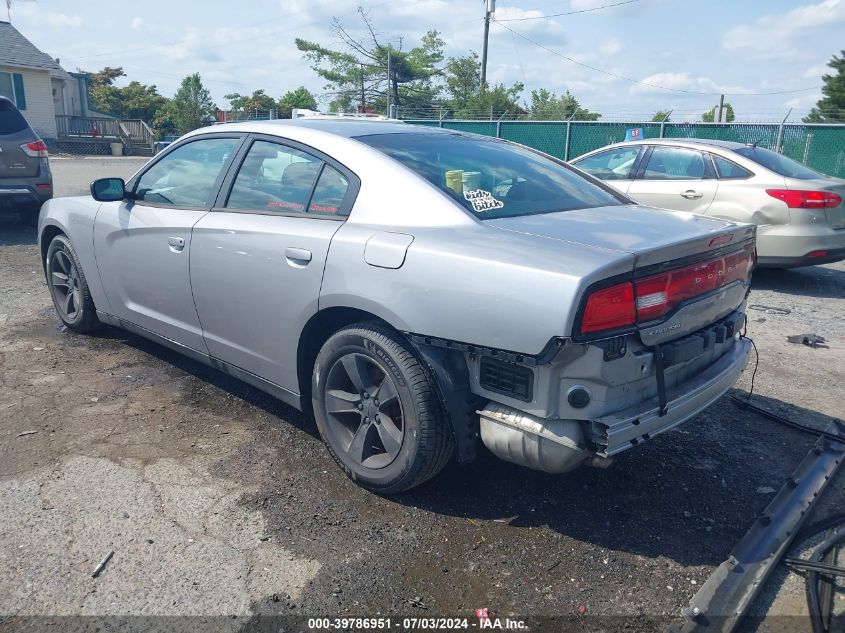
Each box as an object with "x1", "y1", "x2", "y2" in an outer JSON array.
[
  {"x1": 733, "y1": 146, "x2": 822, "y2": 179},
  {"x1": 573, "y1": 147, "x2": 640, "y2": 181},
  {"x1": 227, "y1": 140, "x2": 321, "y2": 213},
  {"x1": 712, "y1": 155, "x2": 753, "y2": 179},
  {"x1": 642, "y1": 146, "x2": 708, "y2": 180},
  {"x1": 135, "y1": 137, "x2": 240, "y2": 207},
  {"x1": 357, "y1": 132, "x2": 625, "y2": 220}
]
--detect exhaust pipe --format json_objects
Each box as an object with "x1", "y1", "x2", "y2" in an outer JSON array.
[{"x1": 478, "y1": 402, "x2": 590, "y2": 474}]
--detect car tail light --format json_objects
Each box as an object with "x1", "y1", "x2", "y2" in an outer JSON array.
[
  {"x1": 20, "y1": 139, "x2": 49, "y2": 158},
  {"x1": 766, "y1": 189, "x2": 842, "y2": 209},
  {"x1": 580, "y1": 246, "x2": 754, "y2": 335},
  {"x1": 581, "y1": 281, "x2": 635, "y2": 334}
]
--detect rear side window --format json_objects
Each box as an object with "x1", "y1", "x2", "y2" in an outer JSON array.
[
  {"x1": 227, "y1": 140, "x2": 321, "y2": 213},
  {"x1": 135, "y1": 137, "x2": 240, "y2": 207},
  {"x1": 0, "y1": 99, "x2": 29, "y2": 134},
  {"x1": 712, "y1": 155, "x2": 753, "y2": 179},
  {"x1": 357, "y1": 132, "x2": 625, "y2": 220},
  {"x1": 308, "y1": 165, "x2": 350, "y2": 215},
  {"x1": 642, "y1": 146, "x2": 708, "y2": 180},
  {"x1": 573, "y1": 147, "x2": 640, "y2": 181},
  {"x1": 733, "y1": 146, "x2": 821, "y2": 179}
]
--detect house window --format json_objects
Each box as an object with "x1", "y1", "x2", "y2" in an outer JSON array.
[
  {"x1": 0, "y1": 72, "x2": 14, "y2": 102},
  {"x1": 0, "y1": 72, "x2": 25, "y2": 110}
]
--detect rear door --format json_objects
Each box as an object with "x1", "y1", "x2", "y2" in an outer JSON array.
[
  {"x1": 627, "y1": 145, "x2": 719, "y2": 214},
  {"x1": 93, "y1": 135, "x2": 244, "y2": 352},
  {"x1": 190, "y1": 136, "x2": 358, "y2": 395},
  {"x1": 570, "y1": 145, "x2": 642, "y2": 195}
]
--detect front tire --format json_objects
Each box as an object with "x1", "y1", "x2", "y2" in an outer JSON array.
[
  {"x1": 312, "y1": 322, "x2": 454, "y2": 494},
  {"x1": 45, "y1": 234, "x2": 100, "y2": 333}
]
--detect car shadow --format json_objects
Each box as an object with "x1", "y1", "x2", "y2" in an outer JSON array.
[
  {"x1": 384, "y1": 390, "x2": 836, "y2": 568},
  {"x1": 57, "y1": 320, "x2": 837, "y2": 569},
  {"x1": 80, "y1": 326, "x2": 320, "y2": 440},
  {"x1": 751, "y1": 264, "x2": 845, "y2": 300},
  {"x1": 0, "y1": 217, "x2": 37, "y2": 246}
]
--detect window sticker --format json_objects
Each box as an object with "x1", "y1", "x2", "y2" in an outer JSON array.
[
  {"x1": 463, "y1": 189, "x2": 504, "y2": 213},
  {"x1": 267, "y1": 201, "x2": 304, "y2": 210}
]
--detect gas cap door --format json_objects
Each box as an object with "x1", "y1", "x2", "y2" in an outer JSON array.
[{"x1": 364, "y1": 232, "x2": 414, "y2": 269}]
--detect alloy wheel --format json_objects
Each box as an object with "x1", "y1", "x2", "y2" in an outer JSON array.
[{"x1": 323, "y1": 352, "x2": 405, "y2": 469}]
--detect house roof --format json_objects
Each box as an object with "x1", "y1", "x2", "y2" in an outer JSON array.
[{"x1": 0, "y1": 21, "x2": 72, "y2": 80}]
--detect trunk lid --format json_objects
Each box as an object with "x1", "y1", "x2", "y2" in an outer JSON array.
[
  {"x1": 0, "y1": 100, "x2": 40, "y2": 178},
  {"x1": 486, "y1": 204, "x2": 755, "y2": 269},
  {"x1": 783, "y1": 177, "x2": 845, "y2": 230}
]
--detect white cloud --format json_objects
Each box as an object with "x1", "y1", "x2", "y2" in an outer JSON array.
[
  {"x1": 599, "y1": 38, "x2": 622, "y2": 56},
  {"x1": 130, "y1": 17, "x2": 144, "y2": 30},
  {"x1": 570, "y1": 0, "x2": 614, "y2": 9},
  {"x1": 11, "y1": 4, "x2": 82, "y2": 29},
  {"x1": 723, "y1": 0, "x2": 845, "y2": 58},
  {"x1": 630, "y1": 72, "x2": 749, "y2": 96}
]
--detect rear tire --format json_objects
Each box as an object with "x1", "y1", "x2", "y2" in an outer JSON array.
[
  {"x1": 312, "y1": 322, "x2": 454, "y2": 494},
  {"x1": 45, "y1": 234, "x2": 101, "y2": 333}
]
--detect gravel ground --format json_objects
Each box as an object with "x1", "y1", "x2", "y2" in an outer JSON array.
[{"x1": 0, "y1": 158, "x2": 843, "y2": 631}]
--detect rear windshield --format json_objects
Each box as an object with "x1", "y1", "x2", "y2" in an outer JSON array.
[
  {"x1": 732, "y1": 146, "x2": 821, "y2": 179},
  {"x1": 357, "y1": 132, "x2": 626, "y2": 219},
  {"x1": 0, "y1": 100, "x2": 29, "y2": 135}
]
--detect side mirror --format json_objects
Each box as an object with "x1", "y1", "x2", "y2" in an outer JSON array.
[{"x1": 90, "y1": 177, "x2": 126, "y2": 202}]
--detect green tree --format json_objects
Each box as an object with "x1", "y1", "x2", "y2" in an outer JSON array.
[
  {"x1": 117, "y1": 81, "x2": 168, "y2": 122},
  {"x1": 224, "y1": 89, "x2": 277, "y2": 112},
  {"x1": 296, "y1": 9, "x2": 444, "y2": 114},
  {"x1": 804, "y1": 50, "x2": 845, "y2": 123},
  {"x1": 702, "y1": 102, "x2": 735, "y2": 122},
  {"x1": 528, "y1": 88, "x2": 600, "y2": 121},
  {"x1": 79, "y1": 66, "x2": 169, "y2": 128},
  {"x1": 82, "y1": 66, "x2": 125, "y2": 115},
  {"x1": 278, "y1": 86, "x2": 318, "y2": 118},
  {"x1": 443, "y1": 53, "x2": 481, "y2": 109},
  {"x1": 454, "y1": 82, "x2": 524, "y2": 120},
  {"x1": 651, "y1": 110, "x2": 671, "y2": 122},
  {"x1": 166, "y1": 73, "x2": 217, "y2": 135}
]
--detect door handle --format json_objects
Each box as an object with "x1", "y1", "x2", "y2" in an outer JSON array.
[
  {"x1": 285, "y1": 247, "x2": 312, "y2": 266},
  {"x1": 681, "y1": 190, "x2": 703, "y2": 200},
  {"x1": 167, "y1": 236, "x2": 185, "y2": 252}
]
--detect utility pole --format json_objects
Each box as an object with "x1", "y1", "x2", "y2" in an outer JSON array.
[
  {"x1": 480, "y1": 0, "x2": 496, "y2": 91},
  {"x1": 717, "y1": 93, "x2": 725, "y2": 123},
  {"x1": 386, "y1": 49, "x2": 391, "y2": 117}
]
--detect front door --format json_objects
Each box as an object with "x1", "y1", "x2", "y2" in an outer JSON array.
[
  {"x1": 190, "y1": 138, "x2": 356, "y2": 393},
  {"x1": 627, "y1": 145, "x2": 719, "y2": 214},
  {"x1": 93, "y1": 136, "x2": 243, "y2": 352}
]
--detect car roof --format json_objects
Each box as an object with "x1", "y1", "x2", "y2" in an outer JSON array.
[
  {"x1": 603, "y1": 137, "x2": 750, "y2": 151},
  {"x1": 205, "y1": 118, "x2": 456, "y2": 140}
]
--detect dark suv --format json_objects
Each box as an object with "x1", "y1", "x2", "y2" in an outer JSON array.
[{"x1": 0, "y1": 96, "x2": 53, "y2": 224}]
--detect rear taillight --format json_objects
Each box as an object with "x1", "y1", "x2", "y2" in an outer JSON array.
[
  {"x1": 766, "y1": 189, "x2": 842, "y2": 209},
  {"x1": 579, "y1": 246, "x2": 754, "y2": 335},
  {"x1": 20, "y1": 139, "x2": 49, "y2": 158},
  {"x1": 581, "y1": 281, "x2": 635, "y2": 334}
]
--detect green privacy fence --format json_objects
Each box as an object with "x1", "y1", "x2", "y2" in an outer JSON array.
[{"x1": 404, "y1": 119, "x2": 845, "y2": 179}]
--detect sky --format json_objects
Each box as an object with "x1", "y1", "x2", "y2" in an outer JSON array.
[{"x1": 4, "y1": 0, "x2": 844, "y2": 122}]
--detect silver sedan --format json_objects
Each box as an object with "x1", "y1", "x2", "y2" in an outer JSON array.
[
  {"x1": 38, "y1": 120, "x2": 754, "y2": 493},
  {"x1": 571, "y1": 138, "x2": 845, "y2": 268}
]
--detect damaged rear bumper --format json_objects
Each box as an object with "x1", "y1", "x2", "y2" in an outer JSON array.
[{"x1": 591, "y1": 337, "x2": 751, "y2": 456}]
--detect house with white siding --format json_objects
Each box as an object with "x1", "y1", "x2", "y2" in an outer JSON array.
[
  {"x1": 0, "y1": 21, "x2": 154, "y2": 154},
  {"x1": 0, "y1": 20, "x2": 85, "y2": 143}
]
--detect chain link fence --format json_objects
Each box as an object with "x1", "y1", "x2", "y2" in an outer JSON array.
[{"x1": 403, "y1": 119, "x2": 845, "y2": 179}]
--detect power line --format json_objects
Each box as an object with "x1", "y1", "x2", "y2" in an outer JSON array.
[
  {"x1": 495, "y1": 0, "x2": 642, "y2": 21},
  {"x1": 493, "y1": 19, "x2": 820, "y2": 97}
]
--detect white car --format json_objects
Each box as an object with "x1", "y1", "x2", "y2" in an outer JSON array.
[{"x1": 572, "y1": 139, "x2": 845, "y2": 268}]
